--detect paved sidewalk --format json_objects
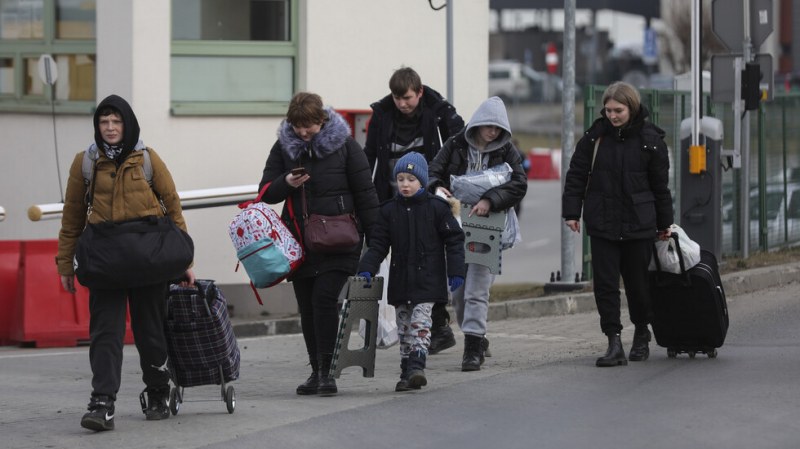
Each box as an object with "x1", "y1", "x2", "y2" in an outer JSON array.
[{"x1": 230, "y1": 261, "x2": 800, "y2": 338}]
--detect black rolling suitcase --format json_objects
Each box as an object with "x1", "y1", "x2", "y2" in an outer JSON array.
[
  {"x1": 649, "y1": 234, "x2": 729, "y2": 358},
  {"x1": 163, "y1": 279, "x2": 239, "y2": 414}
]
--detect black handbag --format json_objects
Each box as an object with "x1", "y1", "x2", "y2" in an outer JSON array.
[
  {"x1": 73, "y1": 161, "x2": 194, "y2": 289},
  {"x1": 74, "y1": 215, "x2": 194, "y2": 289}
]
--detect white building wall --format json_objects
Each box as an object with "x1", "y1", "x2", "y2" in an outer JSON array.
[
  {"x1": 0, "y1": 0, "x2": 489, "y2": 289},
  {"x1": 303, "y1": 0, "x2": 489, "y2": 117}
]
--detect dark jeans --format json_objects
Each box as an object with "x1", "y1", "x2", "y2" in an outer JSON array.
[
  {"x1": 590, "y1": 236, "x2": 653, "y2": 336},
  {"x1": 88, "y1": 282, "x2": 170, "y2": 399},
  {"x1": 292, "y1": 270, "x2": 350, "y2": 357}
]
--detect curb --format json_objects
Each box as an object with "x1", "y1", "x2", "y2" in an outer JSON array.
[{"x1": 230, "y1": 261, "x2": 800, "y2": 338}]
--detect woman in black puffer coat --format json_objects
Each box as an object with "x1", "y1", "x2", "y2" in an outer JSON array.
[
  {"x1": 259, "y1": 92, "x2": 379, "y2": 396},
  {"x1": 562, "y1": 81, "x2": 673, "y2": 367}
]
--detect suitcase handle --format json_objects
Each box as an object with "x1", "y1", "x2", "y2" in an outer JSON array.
[
  {"x1": 167, "y1": 280, "x2": 215, "y2": 318},
  {"x1": 651, "y1": 232, "x2": 692, "y2": 287}
]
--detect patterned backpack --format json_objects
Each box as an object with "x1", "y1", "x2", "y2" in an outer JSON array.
[{"x1": 229, "y1": 183, "x2": 303, "y2": 303}]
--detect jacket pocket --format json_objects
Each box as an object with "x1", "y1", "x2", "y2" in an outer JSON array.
[
  {"x1": 583, "y1": 192, "x2": 608, "y2": 233},
  {"x1": 631, "y1": 191, "x2": 656, "y2": 228}
]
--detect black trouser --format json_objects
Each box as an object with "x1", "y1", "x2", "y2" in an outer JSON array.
[
  {"x1": 292, "y1": 270, "x2": 350, "y2": 357},
  {"x1": 88, "y1": 282, "x2": 170, "y2": 399},
  {"x1": 590, "y1": 236, "x2": 653, "y2": 336},
  {"x1": 431, "y1": 302, "x2": 451, "y2": 329}
]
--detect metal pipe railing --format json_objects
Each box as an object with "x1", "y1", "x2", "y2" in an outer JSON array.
[
  {"x1": 27, "y1": 184, "x2": 259, "y2": 222},
  {"x1": 0, "y1": 206, "x2": 5, "y2": 222}
]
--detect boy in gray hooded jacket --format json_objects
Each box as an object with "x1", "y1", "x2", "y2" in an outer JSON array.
[{"x1": 428, "y1": 96, "x2": 528, "y2": 371}]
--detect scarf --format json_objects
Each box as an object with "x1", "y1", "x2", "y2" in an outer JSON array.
[{"x1": 103, "y1": 142, "x2": 124, "y2": 160}]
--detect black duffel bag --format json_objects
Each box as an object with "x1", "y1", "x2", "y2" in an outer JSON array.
[{"x1": 74, "y1": 215, "x2": 194, "y2": 290}]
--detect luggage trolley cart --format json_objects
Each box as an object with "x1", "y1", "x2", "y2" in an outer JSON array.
[{"x1": 164, "y1": 280, "x2": 240, "y2": 414}]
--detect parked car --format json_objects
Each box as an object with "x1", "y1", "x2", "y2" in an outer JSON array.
[
  {"x1": 489, "y1": 60, "x2": 562, "y2": 103},
  {"x1": 722, "y1": 182, "x2": 800, "y2": 251}
]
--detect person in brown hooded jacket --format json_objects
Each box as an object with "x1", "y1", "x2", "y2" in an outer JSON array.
[{"x1": 57, "y1": 94, "x2": 194, "y2": 431}]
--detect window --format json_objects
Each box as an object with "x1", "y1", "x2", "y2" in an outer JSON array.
[
  {"x1": 0, "y1": 0, "x2": 96, "y2": 112},
  {"x1": 171, "y1": 0, "x2": 297, "y2": 116}
]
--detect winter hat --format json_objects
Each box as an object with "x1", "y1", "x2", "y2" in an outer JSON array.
[{"x1": 393, "y1": 151, "x2": 428, "y2": 186}]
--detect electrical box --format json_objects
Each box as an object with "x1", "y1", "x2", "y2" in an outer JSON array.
[{"x1": 679, "y1": 117, "x2": 724, "y2": 260}]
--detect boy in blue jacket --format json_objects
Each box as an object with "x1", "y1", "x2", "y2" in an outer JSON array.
[{"x1": 358, "y1": 152, "x2": 465, "y2": 391}]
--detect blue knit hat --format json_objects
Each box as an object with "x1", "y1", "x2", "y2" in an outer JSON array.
[{"x1": 393, "y1": 151, "x2": 428, "y2": 187}]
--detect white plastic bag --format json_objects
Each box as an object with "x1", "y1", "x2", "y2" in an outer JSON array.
[
  {"x1": 501, "y1": 207, "x2": 522, "y2": 250},
  {"x1": 450, "y1": 163, "x2": 512, "y2": 205},
  {"x1": 648, "y1": 224, "x2": 701, "y2": 273},
  {"x1": 358, "y1": 258, "x2": 399, "y2": 349}
]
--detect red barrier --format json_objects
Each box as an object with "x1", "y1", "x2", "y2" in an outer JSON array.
[
  {"x1": 528, "y1": 149, "x2": 560, "y2": 180},
  {"x1": 0, "y1": 241, "x2": 22, "y2": 345},
  {"x1": 336, "y1": 109, "x2": 372, "y2": 147},
  {"x1": 9, "y1": 240, "x2": 133, "y2": 348}
]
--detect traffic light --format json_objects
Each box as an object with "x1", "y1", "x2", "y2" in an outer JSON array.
[{"x1": 741, "y1": 62, "x2": 761, "y2": 111}]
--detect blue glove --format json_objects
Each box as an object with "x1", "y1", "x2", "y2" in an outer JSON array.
[
  {"x1": 448, "y1": 275, "x2": 464, "y2": 292},
  {"x1": 358, "y1": 272, "x2": 372, "y2": 286}
]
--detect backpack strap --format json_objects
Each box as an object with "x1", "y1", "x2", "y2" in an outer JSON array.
[
  {"x1": 82, "y1": 145, "x2": 157, "y2": 210},
  {"x1": 141, "y1": 148, "x2": 153, "y2": 186},
  {"x1": 82, "y1": 145, "x2": 153, "y2": 186}
]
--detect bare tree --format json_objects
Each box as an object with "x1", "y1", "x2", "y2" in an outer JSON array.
[{"x1": 659, "y1": 0, "x2": 726, "y2": 74}]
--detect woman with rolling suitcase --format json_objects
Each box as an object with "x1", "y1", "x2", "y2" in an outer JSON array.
[{"x1": 562, "y1": 82, "x2": 674, "y2": 367}]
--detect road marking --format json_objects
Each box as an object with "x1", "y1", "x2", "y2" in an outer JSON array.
[
  {"x1": 0, "y1": 350, "x2": 85, "y2": 360},
  {"x1": 524, "y1": 238, "x2": 549, "y2": 249},
  {"x1": 490, "y1": 332, "x2": 586, "y2": 343}
]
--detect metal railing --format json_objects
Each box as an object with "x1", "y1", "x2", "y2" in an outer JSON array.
[
  {"x1": 27, "y1": 184, "x2": 259, "y2": 222},
  {"x1": 0, "y1": 206, "x2": 5, "y2": 222}
]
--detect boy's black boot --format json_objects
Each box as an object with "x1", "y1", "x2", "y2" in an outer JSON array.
[
  {"x1": 140, "y1": 386, "x2": 170, "y2": 421},
  {"x1": 317, "y1": 353, "x2": 338, "y2": 396},
  {"x1": 628, "y1": 326, "x2": 651, "y2": 362},
  {"x1": 596, "y1": 333, "x2": 628, "y2": 367},
  {"x1": 429, "y1": 324, "x2": 456, "y2": 355},
  {"x1": 296, "y1": 356, "x2": 319, "y2": 395},
  {"x1": 395, "y1": 358, "x2": 412, "y2": 392},
  {"x1": 80, "y1": 395, "x2": 115, "y2": 432},
  {"x1": 429, "y1": 305, "x2": 456, "y2": 354},
  {"x1": 407, "y1": 350, "x2": 428, "y2": 389},
  {"x1": 462, "y1": 334, "x2": 483, "y2": 371}
]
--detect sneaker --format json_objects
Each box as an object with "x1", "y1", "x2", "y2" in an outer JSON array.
[
  {"x1": 80, "y1": 395, "x2": 115, "y2": 432},
  {"x1": 140, "y1": 388, "x2": 170, "y2": 421}
]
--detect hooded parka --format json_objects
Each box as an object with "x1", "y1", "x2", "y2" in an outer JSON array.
[
  {"x1": 259, "y1": 108, "x2": 379, "y2": 279},
  {"x1": 428, "y1": 96, "x2": 528, "y2": 212},
  {"x1": 56, "y1": 95, "x2": 187, "y2": 276}
]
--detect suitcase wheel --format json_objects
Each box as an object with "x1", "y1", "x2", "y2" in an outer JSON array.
[
  {"x1": 667, "y1": 349, "x2": 677, "y2": 358},
  {"x1": 706, "y1": 348, "x2": 718, "y2": 358},
  {"x1": 169, "y1": 386, "x2": 182, "y2": 415},
  {"x1": 688, "y1": 351, "x2": 696, "y2": 359},
  {"x1": 225, "y1": 386, "x2": 235, "y2": 414}
]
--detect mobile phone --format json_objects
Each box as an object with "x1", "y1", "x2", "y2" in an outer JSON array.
[{"x1": 291, "y1": 167, "x2": 307, "y2": 176}]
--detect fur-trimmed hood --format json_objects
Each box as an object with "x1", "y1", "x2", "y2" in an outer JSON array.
[{"x1": 277, "y1": 107, "x2": 352, "y2": 162}]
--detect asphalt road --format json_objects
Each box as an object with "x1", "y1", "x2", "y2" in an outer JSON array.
[
  {"x1": 2, "y1": 279, "x2": 798, "y2": 449},
  {"x1": 500, "y1": 179, "x2": 582, "y2": 285}
]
